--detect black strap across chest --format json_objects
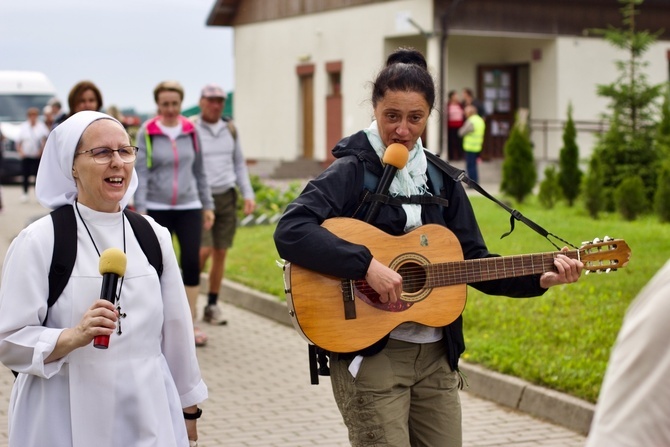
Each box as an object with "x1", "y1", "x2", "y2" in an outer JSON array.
[{"x1": 48, "y1": 205, "x2": 163, "y2": 310}]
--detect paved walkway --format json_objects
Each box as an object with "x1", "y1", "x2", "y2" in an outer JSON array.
[
  {"x1": 193, "y1": 301, "x2": 586, "y2": 446},
  {"x1": 0, "y1": 184, "x2": 587, "y2": 446}
]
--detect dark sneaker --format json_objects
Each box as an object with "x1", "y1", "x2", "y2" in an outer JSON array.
[{"x1": 203, "y1": 304, "x2": 228, "y2": 325}]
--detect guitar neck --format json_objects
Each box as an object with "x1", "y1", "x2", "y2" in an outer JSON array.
[{"x1": 428, "y1": 250, "x2": 578, "y2": 286}]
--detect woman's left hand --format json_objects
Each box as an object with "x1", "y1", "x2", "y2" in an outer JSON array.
[
  {"x1": 203, "y1": 209, "x2": 215, "y2": 231},
  {"x1": 539, "y1": 247, "x2": 584, "y2": 288},
  {"x1": 183, "y1": 405, "x2": 199, "y2": 444},
  {"x1": 185, "y1": 419, "x2": 198, "y2": 445}
]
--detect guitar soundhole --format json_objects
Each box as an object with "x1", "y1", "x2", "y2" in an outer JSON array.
[
  {"x1": 398, "y1": 262, "x2": 425, "y2": 294},
  {"x1": 352, "y1": 253, "x2": 432, "y2": 311}
]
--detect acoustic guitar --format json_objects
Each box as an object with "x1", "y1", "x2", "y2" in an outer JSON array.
[{"x1": 282, "y1": 217, "x2": 631, "y2": 353}]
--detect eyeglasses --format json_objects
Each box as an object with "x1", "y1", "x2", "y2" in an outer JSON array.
[{"x1": 76, "y1": 146, "x2": 138, "y2": 164}]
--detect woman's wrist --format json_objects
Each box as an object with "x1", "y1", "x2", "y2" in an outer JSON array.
[{"x1": 183, "y1": 407, "x2": 202, "y2": 420}]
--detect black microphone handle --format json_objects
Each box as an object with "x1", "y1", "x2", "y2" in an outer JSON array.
[
  {"x1": 364, "y1": 165, "x2": 398, "y2": 223},
  {"x1": 99, "y1": 272, "x2": 120, "y2": 303},
  {"x1": 94, "y1": 272, "x2": 120, "y2": 349}
]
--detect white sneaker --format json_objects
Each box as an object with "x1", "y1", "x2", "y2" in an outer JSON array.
[{"x1": 203, "y1": 304, "x2": 228, "y2": 325}]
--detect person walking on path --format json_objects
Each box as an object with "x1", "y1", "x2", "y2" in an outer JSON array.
[
  {"x1": 445, "y1": 90, "x2": 464, "y2": 160},
  {"x1": 48, "y1": 97, "x2": 67, "y2": 129},
  {"x1": 0, "y1": 111, "x2": 207, "y2": 446},
  {"x1": 462, "y1": 87, "x2": 487, "y2": 118},
  {"x1": 458, "y1": 105, "x2": 486, "y2": 184},
  {"x1": 16, "y1": 107, "x2": 49, "y2": 202},
  {"x1": 274, "y1": 47, "x2": 583, "y2": 447},
  {"x1": 193, "y1": 84, "x2": 255, "y2": 326},
  {"x1": 134, "y1": 80, "x2": 215, "y2": 347},
  {"x1": 67, "y1": 81, "x2": 104, "y2": 116}
]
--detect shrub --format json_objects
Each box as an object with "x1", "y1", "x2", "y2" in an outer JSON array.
[
  {"x1": 501, "y1": 115, "x2": 536, "y2": 203},
  {"x1": 558, "y1": 103, "x2": 582, "y2": 206},
  {"x1": 655, "y1": 160, "x2": 670, "y2": 223},
  {"x1": 238, "y1": 175, "x2": 303, "y2": 221},
  {"x1": 614, "y1": 176, "x2": 647, "y2": 221},
  {"x1": 538, "y1": 165, "x2": 561, "y2": 209},
  {"x1": 583, "y1": 155, "x2": 605, "y2": 219}
]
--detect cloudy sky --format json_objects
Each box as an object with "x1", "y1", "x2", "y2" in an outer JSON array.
[{"x1": 1, "y1": 0, "x2": 235, "y2": 114}]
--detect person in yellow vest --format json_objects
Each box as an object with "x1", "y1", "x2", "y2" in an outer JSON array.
[{"x1": 458, "y1": 105, "x2": 485, "y2": 183}]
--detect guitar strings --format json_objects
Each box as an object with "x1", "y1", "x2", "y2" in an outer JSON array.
[{"x1": 353, "y1": 253, "x2": 564, "y2": 295}]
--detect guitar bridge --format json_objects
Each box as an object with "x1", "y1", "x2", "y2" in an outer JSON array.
[{"x1": 342, "y1": 279, "x2": 357, "y2": 320}]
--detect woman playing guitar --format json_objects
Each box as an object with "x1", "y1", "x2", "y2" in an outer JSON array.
[{"x1": 274, "y1": 47, "x2": 583, "y2": 447}]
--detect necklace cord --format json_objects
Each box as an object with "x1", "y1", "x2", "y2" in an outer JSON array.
[{"x1": 74, "y1": 201, "x2": 127, "y2": 334}]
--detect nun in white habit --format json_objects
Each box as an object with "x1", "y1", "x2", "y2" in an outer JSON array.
[{"x1": 0, "y1": 111, "x2": 207, "y2": 446}]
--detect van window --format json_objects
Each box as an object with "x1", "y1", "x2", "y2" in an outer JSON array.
[{"x1": 0, "y1": 94, "x2": 54, "y2": 121}]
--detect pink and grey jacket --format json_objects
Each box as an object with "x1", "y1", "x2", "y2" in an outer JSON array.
[{"x1": 133, "y1": 115, "x2": 214, "y2": 213}]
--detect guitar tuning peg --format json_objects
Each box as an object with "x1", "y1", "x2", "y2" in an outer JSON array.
[
  {"x1": 592, "y1": 237, "x2": 602, "y2": 244},
  {"x1": 605, "y1": 268, "x2": 612, "y2": 273},
  {"x1": 603, "y1": 236, "x2": 613, "y2": 241},
  {"x1": 585, "y1": 270, "x2": 591, "y2": 275},
  {"x1": 582, "y1": 241, "x2": 590, "y2": 246}
]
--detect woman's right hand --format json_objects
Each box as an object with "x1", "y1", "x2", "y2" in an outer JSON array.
[
  {"x1": 45, "y1": 300, "x2": 118, "y2": 363},
  {"x1": 365, "y1": 258, "x2": 403, "y2": 304}
]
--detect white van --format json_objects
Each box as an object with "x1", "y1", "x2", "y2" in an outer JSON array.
[{"x1": 0, "y1": 71, "x2": 56, "y2": 182}]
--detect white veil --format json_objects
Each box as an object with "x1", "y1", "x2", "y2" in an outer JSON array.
[{"x1": 35, "y1": 111, "x2": 138, "y2": 210}]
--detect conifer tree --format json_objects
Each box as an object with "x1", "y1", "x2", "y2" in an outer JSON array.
[
  {"x1": 583, "y1": 155, "x2": 605, "y2": 219},
  {"x1": 558, "y1": 103, "x2": 582, "y2": 206},
  {"x1": 539, "y1": 165, "x2": 561, "y2": 209},
  {"x1": 500, "y1": 114, "x2": 536, "y2": 203},
  {"x1": 590, "y1": 0, "x2": 663, "y2": 210}
]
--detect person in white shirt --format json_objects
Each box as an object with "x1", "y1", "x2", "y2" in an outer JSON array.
[{"x1": 16, "y1": 107, "x2": 49, "y2": 202}]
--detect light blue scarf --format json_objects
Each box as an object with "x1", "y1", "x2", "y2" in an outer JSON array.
[{"x1": 364, "y1": 121, "x2": 429, "y2": 231}]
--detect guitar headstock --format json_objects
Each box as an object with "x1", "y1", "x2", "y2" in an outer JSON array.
[{"x1": 579, "y1": 237, "x2": 631, "y2": 274}]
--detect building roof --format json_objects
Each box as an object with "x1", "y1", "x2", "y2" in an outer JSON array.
[{"x1": 208, "y1": 0, "x2": 670, "y2": 39}]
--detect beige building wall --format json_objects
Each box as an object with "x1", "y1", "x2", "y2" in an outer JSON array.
[
  {"x1": 232, "y1": 0, "x2": 433, "y2": 161},
  {"x1": 230, "y1": 0, "x2": 669, "y2": 163}
]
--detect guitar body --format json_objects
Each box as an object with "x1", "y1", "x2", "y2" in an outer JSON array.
[
  {"x1": 285, "y1": 217, "x2": 467, "y2": 353},
  {"x1": 283, "y1": 218, "x2": 631, "y2": 353}
]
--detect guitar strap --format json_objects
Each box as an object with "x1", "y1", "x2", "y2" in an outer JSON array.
[{"x1": 424, "y1": 152, "x2": 577, "y2": 250}]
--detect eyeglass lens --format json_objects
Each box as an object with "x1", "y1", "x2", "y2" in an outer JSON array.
[{"x1": 90, "y1": 147, "x2": 137, "y2": 163}]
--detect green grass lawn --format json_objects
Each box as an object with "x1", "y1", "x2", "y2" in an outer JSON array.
[{"x1": 225, "y1": 196, "x2": 669, "y2": 403}]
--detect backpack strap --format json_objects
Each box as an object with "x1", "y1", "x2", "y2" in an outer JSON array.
[
  {"x1": 222, "y1": 116, "x2": 237, "y2": 141},
  {"x1": 353, "y1": 155, "x2": 449, "y2": 219},
  {"x1": 123, "y1": 209, "x2": 163, "y2": 278},
  {"x1": 48, "y1": 206, "x2": 163, "y2": 313},
  {"x1": 48, "y1": 205, "x2": 77, "y2": 309}
]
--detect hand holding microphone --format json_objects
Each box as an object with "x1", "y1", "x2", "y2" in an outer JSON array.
[
  {"x1": 363, "y1": 143, "x2": 410, "y2": 223},
  {"x1": 93, "y1": 248, "x2": 127, "y2": 349}
]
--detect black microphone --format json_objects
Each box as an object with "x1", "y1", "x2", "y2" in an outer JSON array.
[
  {"x1": 364, "y1": 143, "x2": 409, "y2": 223},
  {"x1": 93, "y1": 248, "x2": 127, "y2": 349}
]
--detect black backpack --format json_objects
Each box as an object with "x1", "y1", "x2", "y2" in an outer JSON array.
[
  {"x1": 47, "y1": 204, "x2": 163, "y2": 313},
  {"x1": 9, "y1": 205, "x2": 163, "y2": 377}
]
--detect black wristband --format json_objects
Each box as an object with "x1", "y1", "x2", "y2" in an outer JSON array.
[{"x1": 183, "y1": 408, "x2": 202, "y2": 420}]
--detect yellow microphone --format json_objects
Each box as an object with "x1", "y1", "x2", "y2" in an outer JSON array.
[
  {"x1": 364, "y1": 143, "x2": 410, "y2": 222},
  {"x1": 93, "y1": 248, "x2": 127, "y2": 349}
]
